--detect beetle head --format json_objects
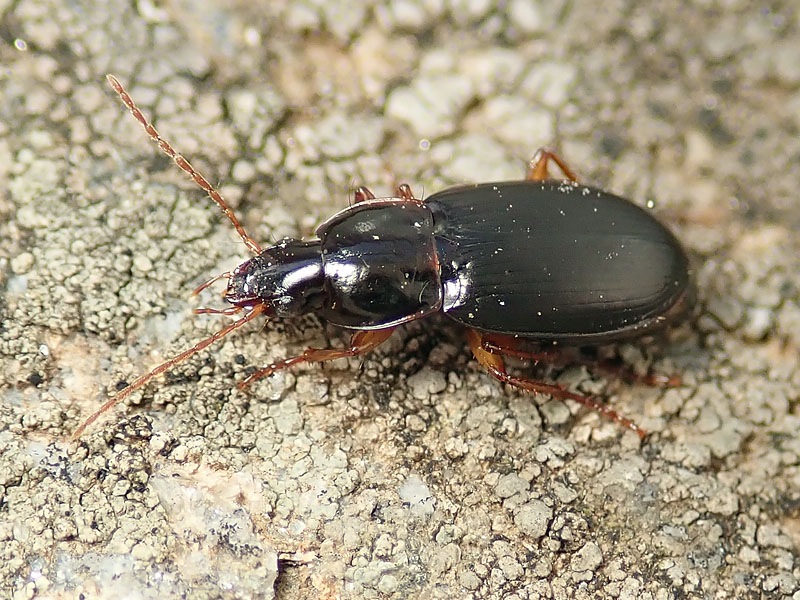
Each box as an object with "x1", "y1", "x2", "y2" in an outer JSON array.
[{"x1": 225, "y1": 239, "x2": 325, "y2": 317}]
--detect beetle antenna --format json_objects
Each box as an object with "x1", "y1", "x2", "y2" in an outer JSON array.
[
  {"x1": 192, "y1": 271, "x2": 231, "y2": 296},
  {"x1": 71, "y1": 304, "x2": 264, "y2": 439},
  {"x1": 106, "y1": 74, "x2": 262, "y2": 255}
]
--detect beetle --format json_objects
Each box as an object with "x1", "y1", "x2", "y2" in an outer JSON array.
[{"x1": 72, "y1": 74, "x2": 691, "y2": 439}]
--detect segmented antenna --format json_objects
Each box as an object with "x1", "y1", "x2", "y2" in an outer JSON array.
[
  {"x1": 71, "y1": 304, "x2": 264, "y2": 439},
  {"x1": 106, "y1": 74, "x2": 262, "y2": 255}
]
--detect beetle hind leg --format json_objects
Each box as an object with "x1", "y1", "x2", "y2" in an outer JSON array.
[
  {"x1": 238, "y1": 327, "x2": 396, "y2": 389},
  {"x1": 466, "y1": 329, "x2": 646, "y2": 439},
  {"x1": 526, "y1": 148, "x2": 579, "y2": 182},
  {"x1": 480, "y1": 334, "x2": 679, "y2": 388}
]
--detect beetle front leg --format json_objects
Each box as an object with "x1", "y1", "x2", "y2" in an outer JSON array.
[
  {"x1": 526, "y1": 148, "x2": 579, "y2": 182},
  {"x1": 238, "y1": 327, "x2": 396, "y2": 389},
  {"x1": 465, "y1": 329, "x2": 646, "y2": 439}
]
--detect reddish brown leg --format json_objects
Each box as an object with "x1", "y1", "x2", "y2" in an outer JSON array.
[
  {"x1": 526, "y1": 148, "x2": 579, "y2": 182},
  {"x1": 481, "y1": 334, "x2": 679, "y2": 387},
  {"x1": 397, "y1": 183, "x2": 416, "y2": 200},
  {"x1": 466, "y1": 329, "x2": 646, "y2": 439},
  {"x1": 354, "y1": 186, "x2": 376, "y2": 204},
  {"x1": 72, "y1": 304, "x2": 265, "y2": 439},
  {"x1": 238, "y1": 327, "x2": 396, "y2": 389},
  {"x1": 106, "y1": 75, "x2": 261, "y2": 255}
]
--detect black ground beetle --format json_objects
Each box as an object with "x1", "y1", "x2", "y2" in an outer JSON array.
[{"x1": 73, "y1": 75, "x2": 691, "y2": 439}]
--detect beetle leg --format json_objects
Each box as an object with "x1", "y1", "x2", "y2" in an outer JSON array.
[
  {"x1": 466, "y1": 329, "x2": 646, "y2": 439},
  {"x1": 238, "y1": 327, "x2": 396, "y2": 389},
  {"x1": 480, "y1": 334, "x2": 678, "y2": 387},
  {"x1": 397, "y1": 183, "x2": 416, "y2": 200},
  {"x1": 526, "y1": 148, "x2": 579, "y2": 182},
  {"x1": 354, "y1": 186, "x2": 376, "y2": 204}
]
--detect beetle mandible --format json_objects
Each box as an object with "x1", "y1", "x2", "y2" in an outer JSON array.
[{"x1": 72, "y1": 74, "x2": 691, "y2": 439}]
